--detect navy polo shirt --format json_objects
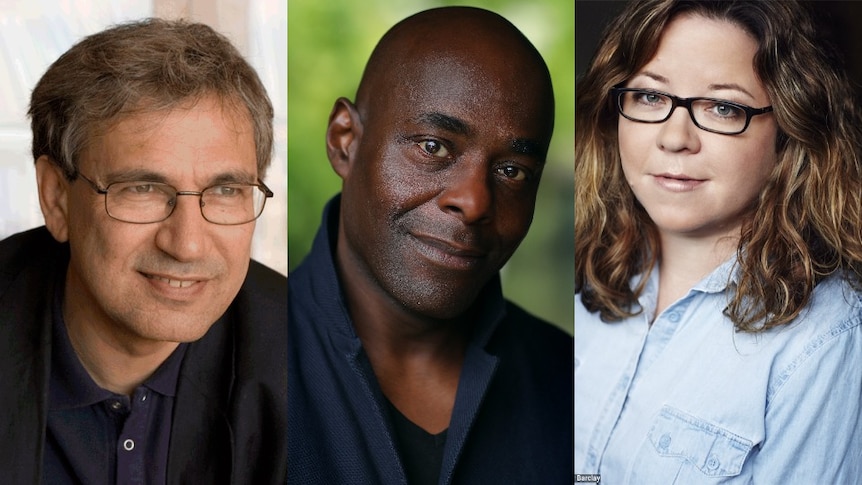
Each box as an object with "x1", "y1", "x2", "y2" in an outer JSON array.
[{"x1": 43, "y1": 286, "x2": 187, "y2": 484}]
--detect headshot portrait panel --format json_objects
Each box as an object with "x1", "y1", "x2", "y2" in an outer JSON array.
[
  {"x1": 0, "y1": 1, "x2": 287, "y2": 482},
  {"x1": 288, "y1": 0, "x2": 574, "y2": 333},
  {"x1": 287, "y1": 2, "x2": 574, "y2": 483},
  {"x1": 575, "y1": 1, "x2": 862, "y2": 483}
]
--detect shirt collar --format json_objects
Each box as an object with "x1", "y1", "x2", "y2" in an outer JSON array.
[{"x1": 634, "y1": 254, "x2": 739, "y2": 318}]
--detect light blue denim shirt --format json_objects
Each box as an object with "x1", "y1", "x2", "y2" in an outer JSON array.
[{"x1": 575, "y1": 257, "x2": 862, "y2": 483}]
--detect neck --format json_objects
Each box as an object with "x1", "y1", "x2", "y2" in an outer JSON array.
[
  {"x1": 350, "y1": 298, "x2": 468, "y2": 434},
  {"x1": 338, "y1": 248, "x2": 471, "y2": 362},
  {"x1": 655, "y1": 230, "x2": 738, "y2": 317},
  {"x1": 335, "y1": 231, "x2": 470, "y2": 434},
  {"x1": 63, "y1": 292, "x2": 178, "y2": 397}
]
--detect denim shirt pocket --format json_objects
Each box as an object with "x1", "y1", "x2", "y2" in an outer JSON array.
[{"x1": 631, "y1": 405, "x2": 753, "y2": 483}]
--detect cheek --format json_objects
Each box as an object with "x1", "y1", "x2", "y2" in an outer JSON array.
[
  {"x1": 68, "y1": 202, "x2": 133, "y2": 267},
  {"x1": 366, "y1": 145, "x2": 444, "y2": 218},
  {"x1": 617, "y1": 123, "x2": 647, "y2": 183},
  {"x1": 497, "y1": 189, "x2": 536, "y2": 238},
  {"x1": 732, "y1": 131, "x2": 778, "y2": 181},
  {"x1": 225, "y1": 227, "x2": 255, "y2": 269},
  {"x1": 68, "y1": 225, "x2": 150, "y2": 307},
  {"x1": 731, "y1": 146, "x2": 777, "y2": 201}
]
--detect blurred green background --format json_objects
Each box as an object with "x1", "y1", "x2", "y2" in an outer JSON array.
[{"x1": 287, "y1": 0, "x2": 574, "y2": 334}]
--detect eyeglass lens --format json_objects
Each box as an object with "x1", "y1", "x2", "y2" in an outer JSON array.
[
  {"x1": 105, "y1": 182, "x2": 267, "y2": 224},
  {"x1": 618, "y1": 90, "x2": 749, "y2": 134}
]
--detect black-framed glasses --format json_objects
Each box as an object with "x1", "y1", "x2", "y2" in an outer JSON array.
[
  {"x1": 611, "y1": 87, "x2": 773, "y2": 135},
  {"x1": 77, "y1": 173, "x2": 274, "y2": 225}
]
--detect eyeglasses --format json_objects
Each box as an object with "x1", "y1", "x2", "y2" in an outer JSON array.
[
  {"x1": 77, "y1": 173, "x2": 274, "y2": 225},
  {"x1": 611, "y1": 87, "x2": 773, "y2": 135}
]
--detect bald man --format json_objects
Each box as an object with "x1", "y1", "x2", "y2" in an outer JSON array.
[{"x1": 288, "y1": 7, "x2": 573, "y2": 484}]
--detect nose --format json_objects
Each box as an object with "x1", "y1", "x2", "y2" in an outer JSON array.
[
  {"x1": 437, "y1": 158, "x2": 494, "y2": 225},
  {"x1": 154, "y1": 194, "x2": 210, "y2": 262},
  {"x1": 656, "y1": 106, "x2": 701, "y2": 153}
]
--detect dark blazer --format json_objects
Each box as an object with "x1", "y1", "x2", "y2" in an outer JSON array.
[{"x1": 0, "y1": 227, "x2": 287, "y2": 484}]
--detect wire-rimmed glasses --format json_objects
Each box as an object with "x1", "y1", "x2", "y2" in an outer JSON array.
[
  {"x1": 78, "y1": 173, "x2": 274, "y2": 225},
  {"x1": 611, "y1": 87, "x2": 773, "y2": 135}
]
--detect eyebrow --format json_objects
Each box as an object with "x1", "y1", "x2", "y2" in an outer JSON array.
[
  {"x1": 415, "y1": 112, "x2": 471, "y2": 136},
  {"x1": 512, "y1": 138, "x2": 546, "y2": 159},
  {"x1": 635, "y1": 71, "x2": 756, "y2": 100},
  {"x1": 707, "y1": 83, "x2": 756, "y2": 100},
  {"x1": 103, "y1": 168, "x2": 257, "y2": 186},
  {"x1": 415, "y1": 112, "x2": 545, "y2": 158},
  {"x1": 103, "y1": 169, "x2": 169, "y2": 184},
  {"x1": 637, "y1": 71, "x2": 669, "y2": 84}
]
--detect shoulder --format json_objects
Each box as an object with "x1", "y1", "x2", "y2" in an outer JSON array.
[
  {"x1": 236, "y1": 259, "x2": 287, "y2": 315},
  {"x1": 227, "y1": 260, "x2": 287, "y2": 356},
  {"x1": 492, "y1": 300, "x2": 573, "y2": 369},
  {"x1": 774, "y1": 273, "x2": 862, "y2": 354},
  {"x1": 0, "y1": 227, "x2": 63, "y2": 297},
  {"x1": 0, "y1": 227, "x2": 60, "y2": 272},
  {"x1": 502, "y1": 299, "x2": 572, "y2": 339},
  {"x1": 772, "y1": 273, "x2": 862, "y2": 368}
]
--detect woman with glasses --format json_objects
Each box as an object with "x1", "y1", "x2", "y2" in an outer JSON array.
[{"x1": 575, "y1": 0, "x2": 862, "y2": 482}]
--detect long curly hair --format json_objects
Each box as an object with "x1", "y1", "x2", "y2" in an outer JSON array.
[{"x1": 576, "y1": 0, "x2": 862, "y2": 332}]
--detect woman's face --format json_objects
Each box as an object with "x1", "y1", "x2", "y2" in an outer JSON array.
[{"x1": 618, "y1": 13, "x2": 777, "y2": 244}]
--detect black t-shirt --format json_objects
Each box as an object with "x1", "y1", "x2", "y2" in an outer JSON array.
[{"x1": 386, "y1": 399, "x2": 448, "y2": 485}]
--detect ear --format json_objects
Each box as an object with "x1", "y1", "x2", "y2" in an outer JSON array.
[
  {"x1": 326, "y1": 97, "x2": 363, "y2": 180},
  {"x1": 35, "y1": 156, "x2": 70, "y2": 242}
]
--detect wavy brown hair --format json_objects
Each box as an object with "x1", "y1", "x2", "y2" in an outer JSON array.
[
  {"x1": 576, "y1": 0, "x2": 862, "y2": 332},
  {"x1": 28, "y1": 18, "x2": 274, "y2": 180}
]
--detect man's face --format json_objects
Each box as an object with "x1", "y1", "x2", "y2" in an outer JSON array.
[
  {"x1": 339, "y1": 54, "x2": 553, "y2": 320},
  {"x1": 64, "y1": 95, "x2": 258, "y2": 344}
]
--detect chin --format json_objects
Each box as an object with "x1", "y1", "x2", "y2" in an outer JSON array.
[
  {"x1": 395, "y1": 281, "x2": 481, "y2": 321},
  {"x1": 131, "y1": 312, "x2": 223, "y2": 344}
]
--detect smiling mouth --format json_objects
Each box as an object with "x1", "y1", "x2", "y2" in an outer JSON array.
[
  {"x1": 146, "y1": 274, "x2": 198, "y2": 288},
  {"x1": 653, "y1": 173, "x2": 706, "y2": 191},
  {"x1": 410, "y1": 233, "x2": 489, "y2": 271},
  {"x1": 656, "y1": 173, "x2": 704, "y2": 181},
  {"x1": 415, "y1": 235, "x2": 487, "y2": 258}
]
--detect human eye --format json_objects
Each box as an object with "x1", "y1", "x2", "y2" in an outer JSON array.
[
  {"x1": 494, "y1": 164, "x2": 533, "y2": 182},
  {"x1": 634, "y1": 90, "x2": 667, "y2": 107},
  {"x1": 704, "y1": 100, "x2": 743, "y2": 120},
  {"x1": 130, "y1": 184, "x2": 154, "y2": 193},
  {"x1": 115, "y1": 182, "x2": 164, "y2": 197},
  {"x1": 208, "y1": 185, "x2": 247, "y2": 198},
  {"x1": 417, "y1": 139, "x2": 451, "y2": 158}
]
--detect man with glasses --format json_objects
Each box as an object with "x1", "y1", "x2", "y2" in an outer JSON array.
[{"x1": 0, "y1": 19, "x2": 285, "y2": 483}]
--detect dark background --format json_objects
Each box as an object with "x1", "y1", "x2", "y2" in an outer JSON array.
[{"x1": 576, "y1": 1, "x2": 862, "y2": 101}]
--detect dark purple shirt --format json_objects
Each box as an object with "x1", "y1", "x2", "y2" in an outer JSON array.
[{"x1": 43, "y1": 287, "x2": 187, "y2": 484}]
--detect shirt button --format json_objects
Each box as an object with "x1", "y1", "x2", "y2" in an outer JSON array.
[
  {"x1": 110, "y1": 401, "x2": 123, "y2": 411},
  {"x1": 658, "y1": 434, "x2": 672, "y2": 450},
  {"x1": 667, "y1": 312, "x2": 681, "y2": 323},
  {"x1": 123, "y1": 439, "x2": 135, "y2": 451},
  {"x1": 706, "y1": 454, "x2": 720, "y2": 471}
]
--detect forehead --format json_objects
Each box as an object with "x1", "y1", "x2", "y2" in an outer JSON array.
[
  {"x1": 378, "y1": 52, "x2": 550, "y2": 138},
  {"x1": 81, "y1": 95, "x2": 257, "y2": 178},
  {"x1": 637, "y1": 14, "x2": 766, "y2": 101}
]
